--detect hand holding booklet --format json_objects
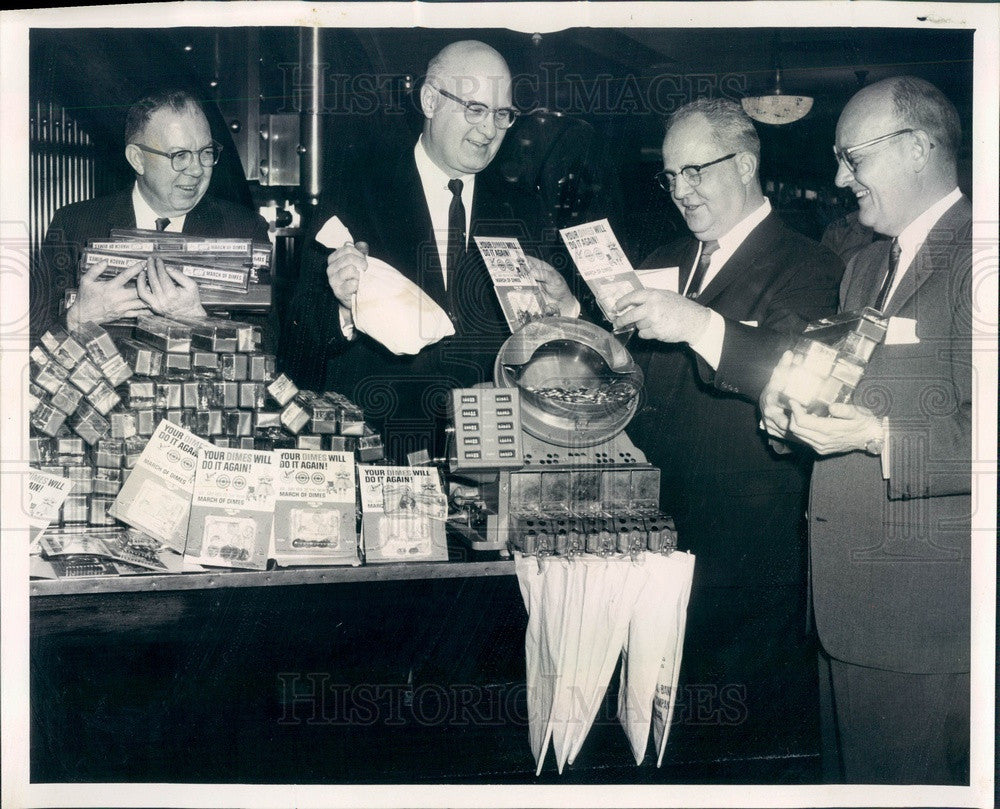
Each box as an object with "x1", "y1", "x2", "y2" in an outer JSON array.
[
  {"x1": 558, "y1": 219, "x2": 643, "y2": 332},
  {"x1": 474, "y1": 236, "x2": 555, "y2": 332},
  {"x1": 315, "y1": 216, "x2": 454, "y2": 355}
]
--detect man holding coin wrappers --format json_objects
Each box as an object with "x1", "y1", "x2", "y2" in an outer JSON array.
[
  {"x1": 758, "y1": 76, "x2": 972, "y2": 784},
  {"x1": 34, "y1": 89, "x2": 270, "y2": 341}
]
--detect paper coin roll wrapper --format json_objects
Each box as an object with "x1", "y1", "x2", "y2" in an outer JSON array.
[{"x1": 315, "y1": 216, "x2": 454, "y2": 355}]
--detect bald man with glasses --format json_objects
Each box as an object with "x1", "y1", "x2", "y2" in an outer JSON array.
[
  {"x1": 33, "y1": 89, "x2": 269, "y2": 341},
  {"x1": 610, "y1": 97, "x2": 843, "y2": 761},
  {"x1": 759, "y1": 76, "x2": 972, "y2": 785},
  {"x1": 284, "y1": 40, "x2": 575, "y2": 462}
]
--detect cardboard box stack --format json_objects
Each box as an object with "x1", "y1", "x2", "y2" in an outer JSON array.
[{"x1": 28, "y1": 317, "x2": 383, "y2": 540}]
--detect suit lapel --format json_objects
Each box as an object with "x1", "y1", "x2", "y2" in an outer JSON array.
[
  {"x1": 882, "y1": 196, "x2": 971, "y2": 318},
  {"x1": 843, "y1": 245, "x2": 890, "y2": 312},
  {"x1": 882, "y1": 249, "x2": 926, "y2": 318},
  {"x1": 107, "y1": 189, "x2": 137, "y2": 231},
  {"x1": 696, "y1": 212, "x2": 779, "y2": 307},
  {"x1": 181, "y1": 197, "x2": 212, "y2": 235},
  {"x1": 393, "y1": 152, "x2": 446, "y2": 308},
  {"x1": 676, "y1": 238, "x2": 701, "y2": 293}
]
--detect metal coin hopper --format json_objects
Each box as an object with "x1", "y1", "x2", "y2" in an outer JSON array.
[
  {"x1": 494, "y1": 317, "x2": 643, "y2": 448},
  {"x1": 448, "y1": 318, "x2": 674, "y2": 555}
]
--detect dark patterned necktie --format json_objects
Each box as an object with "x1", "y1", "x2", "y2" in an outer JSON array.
[
  {"x1": 446, "y1": 178, "x2": 466, "y2": 291},
  {"x1": 686, "y1": 239, "x2": 719, "y2": 300},
  {"x1": 873, "y1": 237, "x2": 902, "y2": 311},
  {"x1": 155, "y1": 217, "x2": 171, "y2": 232}
]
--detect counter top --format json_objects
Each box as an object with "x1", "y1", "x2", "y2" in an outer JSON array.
[{"x1": 30, "y1": 557, "x2": 516, "y2": 597}]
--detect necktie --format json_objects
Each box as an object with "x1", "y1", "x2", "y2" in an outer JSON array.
[
  {"x1": 446, "y1": 178, "x2": 466, "y2": 291},
  {"x1": 872, "y1": 237, "x2": 902, "y2": 311},
  {"x1": 155, "y1": 217, "x2": 171, "y2": 232},
  {"x1": 686, "y1": 239, "x2": 719, "y2": 300}
]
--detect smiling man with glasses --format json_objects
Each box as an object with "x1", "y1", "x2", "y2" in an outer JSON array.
[
  {"x1": 285, "y1": 40, "x2": 575, "y2": 461},
  {"x1": 606, "y1": 97, "x2": 844, "y2": 764},
  {"x1": 759, "y1": 75, "x2": 972, "y2": 786},
  {"x1": 34, "y1": 89, "x2": 269, "y2": 339}
]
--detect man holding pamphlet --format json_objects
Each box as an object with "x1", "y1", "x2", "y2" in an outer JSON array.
[{"x1": 609, "y1": 98, "x2": 844, "y2": 759}]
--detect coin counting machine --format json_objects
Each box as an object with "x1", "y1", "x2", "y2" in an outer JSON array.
[{"x1": 447, "y1": 317, "x2": 676, "y2": 556}]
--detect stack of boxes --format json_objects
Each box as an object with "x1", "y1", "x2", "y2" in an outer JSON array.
[
  {"x1": 30, "y1": 324, "x2": 132, "y2": 527},
  {"x1": 775, "y1": 307, "x2": 889, "y2": 415},
  {"x1": 28, "y1": 316, "x2": 382, "y2": 532}
]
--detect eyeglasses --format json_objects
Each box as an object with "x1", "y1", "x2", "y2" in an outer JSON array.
[
  {"x1": 655, "y1": 153, "x2": 737, "y2": 192},
  {"x1": 133, "y1": 141, "x2": 223, "y2": 172},
  {"x1": 832, "y1": 128, "x2": 918, "y2": 174},
  {"x1": 434, "y1": 87, "x2": 519, "y2": 130}
]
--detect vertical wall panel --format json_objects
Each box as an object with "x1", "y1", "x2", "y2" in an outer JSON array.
[{"x1": 29, "y1": 102, "x2": 97, "y2": 264}]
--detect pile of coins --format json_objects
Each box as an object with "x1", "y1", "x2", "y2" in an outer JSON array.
[{"x1": 525, "y1": 380, "x2": 640, "y2": 406}]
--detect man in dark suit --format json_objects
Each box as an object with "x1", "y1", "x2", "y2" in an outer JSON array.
[
  {"x1": 33, "y1": 89, "x2": 269, "y2": 341},
  {"x1": 760, "y1": 77, "x2": 971, "y2": 784},
  {"x1": 611, "y1": 98, "x2": 843, "y2": 759},
  {"x1": 283, "y1": 41, "x2": 575, "y2": 462}
]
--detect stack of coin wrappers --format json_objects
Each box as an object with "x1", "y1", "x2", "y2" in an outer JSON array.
[
  {"x1": 66, "y1": 230, "x2": 273, "y2": 314},
  {"x1": 29, "y1": 317, "x2": 383, "y2": 531},
  {"x1": 775, "y1": 307, "x2": 889, "y2": 415}
]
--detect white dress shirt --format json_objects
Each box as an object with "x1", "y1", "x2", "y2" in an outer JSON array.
[
  {"x1": 413, "y1": 137, "x2": 474, "y2": 290},
  {"x1": 687, "y1": 199, "x2": 772, "y2": 368},
  {"x1": 132, "y1": 183, "x2": 187, "y2": 232}
]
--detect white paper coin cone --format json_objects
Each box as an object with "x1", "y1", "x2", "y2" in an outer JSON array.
[
  {"x1": 565, "y1": 555, "x2": 648, "y2": 766},
  {"x1": 616, "y1": 551, "x2": 696, "y2": 766}
]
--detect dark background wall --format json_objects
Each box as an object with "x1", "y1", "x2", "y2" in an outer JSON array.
[{"x1": 30, "y1": 25, "x2": 974, "y2": 258}]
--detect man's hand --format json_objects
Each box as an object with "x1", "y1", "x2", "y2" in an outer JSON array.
[
  {"x1": 66, "y1": 259, "x2": 150, "y2": 330},
  {"x1": 326, "y1": 241, "x2": 368, "y2": 308},
  {"x1": 524, "y1": 256, "x2": 577, "y2": 317},
  {"x1": 137, "y1": 256, "x2": 207, "y2": 319},
  {"x1": 786, "y1": 401, "x2": 882, "y2": 456},
  {"x1": 610, "y1": 288, "x2": 711, "y2": 343},
  {"x1": 759, "y1": 350, "x2": 795, "y2": 440}
]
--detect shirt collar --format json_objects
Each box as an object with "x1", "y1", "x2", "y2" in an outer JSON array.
[
  {"x1": 716, "y1": 198, "x2": 771, "y2": 253},
  {"x1": 414, "y1": 136, "x2": 474, "y2": 194},
  {"x1": 131, "y1": 182, "x2": 188, "y2": 231},
  {"x1": 896, "y1": 187, "x2": 962, "y2": 255}
]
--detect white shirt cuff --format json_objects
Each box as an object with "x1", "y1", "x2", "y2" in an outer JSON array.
[
  {"x1": 687, "y1": 309, "x2": 725, "y2": 370},
  {"x1": 339, "y1": 305, "x2": 356, "y2": 340},
  {"x1": 880, "y1": 417, "x2": 890, "y2": 479}
]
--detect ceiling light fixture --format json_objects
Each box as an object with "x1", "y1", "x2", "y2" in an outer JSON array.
[{"x1": 741, "y1": 67, "x2": 813, "y2": 125}]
